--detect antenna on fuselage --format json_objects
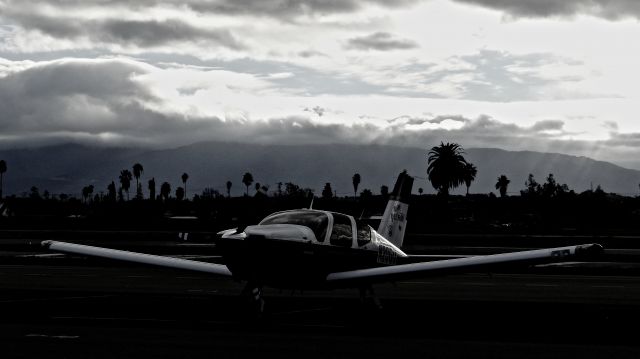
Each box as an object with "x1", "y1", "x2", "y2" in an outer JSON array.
[{"x1": 308, "y1": 195, "x2": 314, "y2": 210}]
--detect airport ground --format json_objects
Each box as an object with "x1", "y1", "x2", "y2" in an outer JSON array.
[{"x1": 2, "y1": 230, "x2": 640, "y2": 358}]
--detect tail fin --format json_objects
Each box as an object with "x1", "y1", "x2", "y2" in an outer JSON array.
[{"x1": 377, "y1": 171, "x2": 413, "y2": 248}]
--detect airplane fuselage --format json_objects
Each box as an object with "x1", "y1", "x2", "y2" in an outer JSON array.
[{"x1": 216, "y1": 209, "x2": 407, "y2": 289}]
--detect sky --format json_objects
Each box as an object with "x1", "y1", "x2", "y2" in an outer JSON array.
[{"x1": 1, "y1": 0, "x2": 640, "y2": 168}]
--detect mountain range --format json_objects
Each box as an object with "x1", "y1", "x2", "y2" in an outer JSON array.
[{"x1": 1, "y1": 142, "x2": 639, "y2": 197}]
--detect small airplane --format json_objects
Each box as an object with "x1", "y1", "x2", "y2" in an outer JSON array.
[{"x1": 42, "y1": 171, "x2": 603, "y2": 312}]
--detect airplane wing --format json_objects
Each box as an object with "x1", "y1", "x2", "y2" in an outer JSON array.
[
  {"x1": 41, "y1": 240, "x2": 232, "y2": 277},
  {"x1": 326, "y1": 243, "x2": 603, "y2": 283}
]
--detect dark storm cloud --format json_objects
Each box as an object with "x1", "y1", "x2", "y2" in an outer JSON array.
[
  {"x1": 529, "y1": 120, "x2": 565, "y2": 132},
  {"x1": 4, "y1": 0, "x2": 419, "y2": 19},
  {"x1": 5, "y1": 11, "x2": 243, "y2": 49},
  {"x1": 452, "y1": 0, "x2": 640, "y2": 20},
  {"x1": 346, "y1": 32, "x2": 418, "y2": 51}
]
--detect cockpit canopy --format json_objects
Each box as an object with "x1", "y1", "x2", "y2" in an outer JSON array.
[
  {"x1": 260, "y1": 210, "x2": 329, "y2": 243},
  {"x1": 259, "y1": 210, "x2": 372, "y2": 247}
]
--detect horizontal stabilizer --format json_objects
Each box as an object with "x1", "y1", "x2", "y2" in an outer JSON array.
[{"x1": 42, "y1": 240, "x2": 232, "y2": 277}]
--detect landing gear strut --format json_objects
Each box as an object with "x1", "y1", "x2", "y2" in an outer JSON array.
[{"x1": 242, "y1": 282, "x2": 265, "y2": 315}]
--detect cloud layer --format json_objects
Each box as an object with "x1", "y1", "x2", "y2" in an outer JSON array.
[
  {"x1": 453, "y1": 0, "x2": 640, "y2": 20},
  {"x1": 0, "y1": 57, "x2": 636, "y2": 168}
]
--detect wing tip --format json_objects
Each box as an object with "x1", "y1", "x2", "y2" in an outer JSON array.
[{"x1": 575, "y1": 243, "x2": 604, "y2": 258}]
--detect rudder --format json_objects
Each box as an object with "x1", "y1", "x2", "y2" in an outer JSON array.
[{"x1": 377, "y1": 171, "x2": 413, "y2": 248}]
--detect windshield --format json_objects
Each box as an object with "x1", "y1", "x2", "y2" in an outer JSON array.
[{"x1": 260, "y1": 211, "x2": 329, "y2": 242}]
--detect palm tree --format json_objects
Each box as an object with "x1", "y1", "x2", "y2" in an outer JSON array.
[
  {"x1": 175, "y1": 187, "x2": 185, "y2": 201},
  {"x1": 463, "y1": 162, "x2": 477, "y2": 196},
  {"x1": 119, "y1": 169, "x2": 133, "y2": 200},
  {"x1": 427, "y1": 142, "x2": 468, "y2": 196},
  {"x1": 160, "y1": 182, "x2": 171, "y2": 201},
  {"x1": 181, "y1": 173, "x2": 189, "y2": 199},
  {"x1": 352, "y1": 173, "x2": 361, "y2": 199},
  {"x1": 226, "y1": 181, "x2": 232, "y2": 198},
  {"x1": 81, "y1": 185, "x2": 94, "y2": 203},
  {"x1": 132, "y1": 163, "x2": 143, "y2": 199},
  {"x1": 0, "y1": 160, "x2": 6, "y2": 199},
  {"x1": 495, "y1": 175, "x2": 510, "y2": 197},
  {"x1": 254, "y1": 182, "x2": 261, "y2": 196},
  {"x1": 418, "y1": 187, "x2": 423, "y2": 195},
  {"x1": 107, "y1": 181, "x2": 116, "y2": 201},
  {"x1": 242, "y1": 172, "x2": 254, "y2": 196},
  {"x1": 148, "y1": 177, "x2": 156, "y2": 201}
]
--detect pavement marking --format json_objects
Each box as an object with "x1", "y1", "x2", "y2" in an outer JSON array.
[
  {"x1": 399, "y1": 281, "x2": 435, "y2": 285},
  {"x1": 0, "y1": 294, "x2": 117, "y2": 304},
  {"x1": 26, "y1": 334, "x2": 79, "y2": 339},
  {"x1": 462, "y1": 282, "x2": 496, "y2": 286},
  {"x1": 592, "y1": 285, "x2": 625, "y2": 289}
]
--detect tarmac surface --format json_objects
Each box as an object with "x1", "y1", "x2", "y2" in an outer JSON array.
[{"x1": 2, "y1": 231, "x2": 640, "y2": 358}]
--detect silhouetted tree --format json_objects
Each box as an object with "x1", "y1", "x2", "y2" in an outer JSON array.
[
  {"x1": 360, "y1": 188, "x2": 372, "y2": 198},
  {"x1": 107, "y1": 181, "x2": 116, "y2": 201},
  {"x1": 380, "y1": 185, "x2": 389, "y2": 197},
  {"x1": 43, "y1": 190, "x2": 50, "y2": 200},
  {"x1": 255, "y1": 182, "x2": 261, "y2": 195},
  {"x1": 542, "y1": 174, "x2": 558, "y2": 198},
  {"x1": 226, "y1": 181, "x2": 232, "y2": 198},
  {"x1": 119, "y1": 169, "x2": 133, "y2": 200},
  {"x1": 132, "y1": 163, "x2": 143, "y2": 199},
  {"x1": 322, "y1": 183, "x2": 333, "y2": 199},
  {"x1": 427, "y1": 142, "x2": 468, "y2": 196},
  {"x1": 418, "y1": 187, "x2": 423, "y2": 195},
  {"x1": 0, "y1": 160, "x2": 6, "y2": 199},
  {"x1": 242, "y1": 172, "x2": 254, "y2": 196},
  {"x1": 181, "y1": 173, "x2": 189, "y2": 199},
  {"x1": 495, "y1": 175, "x2": 510, "y2": 197},
  {"x1": 463, "y1": 162, "x2": 477, "y2": 196},
  {"x1": 521, "y1": 174, "x2": 542, "y2": 197},
  {"x1": 176, "y1": 186, "x2": 185, "y2": 201},
  {"x1": 352, "y1": 173, "x2": 361, "y2": 199},
  {"x1": 148, "y1": 178, "x2": 156, "y2": 201},
  {"x1": 82, "y1": 185, "x2": 94, "y2": 203},
  {"x1": 277, "y1": 182, "x2": 283, "y2": 196},
  {"x1": 160, "y1": 182, "x2": 171, "y2": 201},
  {"x1": 29, "y1": 186, "x2": 40, "y2": 200}
]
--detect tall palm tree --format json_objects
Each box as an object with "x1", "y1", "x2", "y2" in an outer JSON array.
[
  {"x1": 0, "y1": 160, "x2": 6, "y2": 199},
  {"x1": 242, "y1": 172, "x2": 254, "y2": 196},
  {"x1": 495, "y1": 175, "x2": 510, "y2": 197},
  {"x1": 119, "y1": 169, "x2": 133, "y2": 200},
  {"x1": 352, "y1": 173, "x2": 361, "y2": 199},
  {"x1": 463, "y1": 162, "x2": 477, "y2": 196},
  {"x1": 226, "y1": 181, "x2": 232, "y2": 198},
  {"x1": 132, "y1": 163, "x2": 143, "y2": 199},
  {"x1": 181, "y1": 173, "x2": 189, "y2": 199},
  {"x1": 427, "y1": 142, "x2": 468, "y2": 196}
]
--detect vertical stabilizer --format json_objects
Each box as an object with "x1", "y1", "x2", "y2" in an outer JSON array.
[{"x1": 377, "y1": 171, "x2": 413, "y2": 248}]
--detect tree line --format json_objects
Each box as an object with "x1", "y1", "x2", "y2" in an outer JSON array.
[{"x1": 0, "y1": 142, "x2": 620, "y2": 203}]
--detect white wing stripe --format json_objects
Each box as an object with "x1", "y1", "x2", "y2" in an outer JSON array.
[
  {"x1": 326, "y1": 244, "x2": 600, "y2": 281},
  {"x1": 42, "y1": 240, "x2": 232, "y2": 277}
]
